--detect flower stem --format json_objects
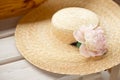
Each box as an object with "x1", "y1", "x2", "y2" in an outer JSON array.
[{"x1": 76, "y1": 42, "x2": 81, "y2": 48}]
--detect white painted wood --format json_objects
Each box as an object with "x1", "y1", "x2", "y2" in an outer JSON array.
[
  {"x1": 109, "y1": 64, "x2": 120, "y2": 80},
  {"x1": 82, "y1": 73, "x2": 102, "y2": 80},
  {"x1": 56, "y1": 75, "x2": 83, "y2": 80},
  {"x1": 101, "y1": 71, "x2": 109, "y2": 80},
  {"x1": 0, "y1": 36, "x2": 23, "y2": 65},
  {"x1": 0, "y1": 28, "x2": 15, "y2": 38},
  {"x1": 0, "y1": 60, "x2": 64, "y2": 80},
  {"x1": 56, "y1": 73, "x2": 103, "y2": 80},
  {"x1": 118, "y1": 68, "x2": 120, "y2": 80}
]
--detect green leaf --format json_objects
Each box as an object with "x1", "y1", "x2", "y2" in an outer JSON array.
[{"x1": 76, "y1": 42, "x2": 81, "y2": 48}]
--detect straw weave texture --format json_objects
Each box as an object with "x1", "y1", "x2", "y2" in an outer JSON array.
[{"x1": 15, "y1": 0, "x2": 120, "y2": 75}]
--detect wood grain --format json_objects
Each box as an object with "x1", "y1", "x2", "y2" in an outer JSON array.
[{"x1": 0, "y1": 0, "x2": 46, "y2": 19}]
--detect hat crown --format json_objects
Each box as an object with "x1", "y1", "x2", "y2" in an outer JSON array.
[{"x1": 51, "y1": 7, "x2": 99, "y2": 44}]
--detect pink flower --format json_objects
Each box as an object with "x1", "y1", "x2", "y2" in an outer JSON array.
[{"x1": 73, "y1": 25, "x2": 107, "y2": 58}]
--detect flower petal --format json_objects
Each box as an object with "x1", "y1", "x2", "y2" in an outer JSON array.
[
  {"x1": 73, "y1": 29, "x2": 85, "y2": 43},
  {"x1": 79, "y1": 44, "x2": 91, "y2": 57}
]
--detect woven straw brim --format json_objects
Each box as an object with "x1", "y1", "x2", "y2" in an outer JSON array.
[{"x1": 15, "y1": 0, "x2": 120, "y2": 75}]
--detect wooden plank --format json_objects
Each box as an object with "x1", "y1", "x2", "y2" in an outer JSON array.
[
  {"x1": 0, "y1": 0, "x2": 45, "y2": 19},
  {"x1": 0, "y1": 36, "x2": 23, "y2": 65},
  {"x1": 56, "y1": 73, "x2": 103, "y2": 80},
  {"x1": 0, "y1": 16, "x2": 21, "y2": 38},
  {"x1": 0, "y1": 60, "x2": 64, "y2": 80},
  {"x1": 101, "y1": 71, "x2": 109, "y2": 80},
  {"x1": 56, "y1": 75, "x2": 83, "y2": 80},
  {"x1": 0, "y1": 16, "x2": 21, "y2": 30},
  {"x1": 109, "y1": 65, "x2": 120, "y2": 80},
  {"x1": 0, "y1": 28, "x2": 15, "y2": 38}
]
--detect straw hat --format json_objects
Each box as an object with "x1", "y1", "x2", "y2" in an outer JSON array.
[{"x1": 15, "y1": 0, "x2": 120, "y2": 75}]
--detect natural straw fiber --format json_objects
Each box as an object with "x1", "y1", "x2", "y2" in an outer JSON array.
[
  {"x1": 15, "y1": 0, "x2": 120, "y2": 75},
  {"x1": 51, "y1": 8, "x2": 99, "y2": 44}
]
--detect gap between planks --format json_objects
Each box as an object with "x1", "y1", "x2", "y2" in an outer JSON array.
[
  {"x1": 0, "y1": 28, "x2": 15, "y2": 39},
  {"x1": 0, "y1": 59, "x2": 64, "y2": 80}
]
